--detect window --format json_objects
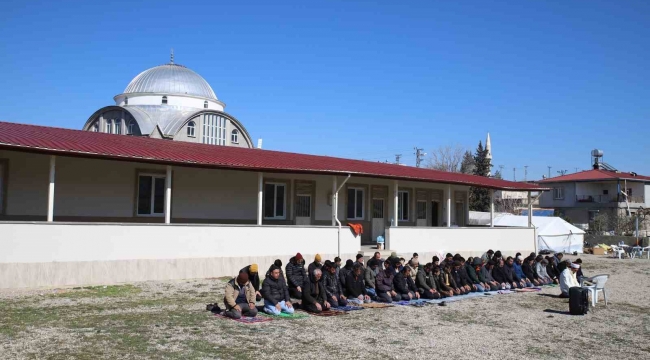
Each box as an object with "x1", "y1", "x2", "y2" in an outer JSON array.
[
  {"x1": 162, "y1": 96, "x2": 168, "y2": 105},
  {"x1": 202, "y1": 114, "x2": 226, "y2": 145},
  {"x1": 347, "y1": 188, "x2": 365, "y2": 220},
  {"x1": 553, "y1": 187, "x2": 564, "y2": 200},
  {"x1": 91, "y1": 123, "x2": 99, "y2": 132},
  {"x1": 417, "y1": 200, "x2": 427, "y2": 220},
  {"x1": 264, "y1": 183, "x2": 286, "y2": 219},
  {"x1": 0, "y1": 160, "x2": 6, "y2": 215},
  {"x1": 398, "y1": 190, "x2": 409, "y2": 221},
  {"x1": 231, "y1": 129, "x2": 239, "y2": 143},
  {"x1": 296, "y1": 195, "x2": 311, "y2": 217},
  {"x1": 105, "y1": 120, "x2": 112, "y2": 134},
  {"x1": 127, "y1": 121, "x2": 134, "y2": 135},
  {"x1": 187, "y1": 121, "x2": 196, "y2": 137},
  {"x1": 137, "y1": 174, "x2": 166, "y2": 216},
  {"x1": 603, "y1": 190, "x2": 609, "y2": 195},
  {"x1": 124, "y1": 97, "x2": 128, "y2": 105},
  {"x1": 204, "y1": 101, "x2": 208, "y2": 109},
  {"x1": 455, "y1": 202, "x2": 465, "y2": 226},
  {"x1": 372, "y1": 199, "x2": 384, "y2": 219},
  {"x1": 114, "y1": 119, "x2": 122, "y2": 134}
]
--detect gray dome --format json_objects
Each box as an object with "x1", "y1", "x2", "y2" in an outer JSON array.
[{"x1": 123, "y1": 63, "x2": 218, "y2": 100}]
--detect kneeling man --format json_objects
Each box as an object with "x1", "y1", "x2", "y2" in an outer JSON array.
[
  {"x1": 224, "y1": 272, "x2": 258, "y2": 319},
  {"x1": 262, "y1": 265, "x2": 294, "y2": 315}
]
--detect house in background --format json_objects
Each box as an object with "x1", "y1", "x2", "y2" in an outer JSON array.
[{"x1": 538, "y1": 150, "x2": 650, "y2": 229}]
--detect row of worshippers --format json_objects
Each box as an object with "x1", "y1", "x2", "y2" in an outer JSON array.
[{"x1": 220, "y1": 250, "x2": 582, "y2": 318}]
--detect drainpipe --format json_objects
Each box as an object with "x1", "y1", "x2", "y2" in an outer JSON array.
[{"x1": 334, "y1": 174, "x2": 352, "y2": 257}]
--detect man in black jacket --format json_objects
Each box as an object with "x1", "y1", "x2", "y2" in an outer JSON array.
[
  {"x1": 262, "y1": 265, "x2": 294, "y2": 315},
  {"x1": 522, "y1": 257, "x2": 541, "y2": 286},
  {"x1": 307, "y1": 254, "x2": 323, "y2": 277},
  {"x1": 491, "y1": 259, "x2": 511, "y2": 290},
  {"x1": 416, "y1": 263, "x2": 441, "y2": 299},
  {"x1": 443, "y1": 264, "x2": 464, "y2": 295},
  {"x1": 452, "y1": 261, "x2": 473, "y2": 293},
  {"x1": 376, "y1": 260, "x2": 400, "y2": 303},
  {"x1": 323, "y1": 261, "x2": 347, "y2": 308},
  {"x1": 339, "y1": 260, "x2": 354, "y2": 289},
  {"x1": 285, "y1": 253, "x2": 308, "y2": 299},
  {"x1": 394, "y1": 266, "x2": 420, "y2": 300},
  {"x1": 462, "y1": 258, "x2": 483, "y2": 292},
  {"x1": 503, "y1": 257, "x2": 522, "y2": 289},
  {"x1": 345, "y1": 264, "x2": 371, "y2": 304},
  {"x1": 302, "y1": 268, "x2": 330, "y2": 313}
]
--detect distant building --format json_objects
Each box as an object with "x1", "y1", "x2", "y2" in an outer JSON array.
[{"x1": 538, "y1": 150, "x2": 650, "y2": 228}]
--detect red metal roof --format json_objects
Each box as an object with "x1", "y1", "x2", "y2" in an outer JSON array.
[
  {"x1": 539, "y1": 169, "x2": 650, "y2": 183},
  {"x1": 0, "y1": 121, "x2": 546, "y2": 191}
]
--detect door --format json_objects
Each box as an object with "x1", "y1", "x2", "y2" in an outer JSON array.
[
  {"x1": 431, "y1": 201, "x2": 440, "y2": 227},
  {"x1": 372, "y1": 198, "x2": 385, "y2": 242},
  {"x1": 295, "y1": 195, "x2": 311, "y2": 225}
]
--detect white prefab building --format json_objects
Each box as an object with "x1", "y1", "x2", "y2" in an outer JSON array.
[{"x1": 0, "y1": 61, "x2": 546, "y2": 289}]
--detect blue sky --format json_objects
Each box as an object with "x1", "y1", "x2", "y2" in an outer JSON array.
[{"x1": 1, "y1": 0, "x2": 648, "y2": 180}]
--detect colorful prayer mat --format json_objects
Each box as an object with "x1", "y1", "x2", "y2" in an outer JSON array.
[
  {"x1": 214, "y1": 313, "x2": 273, "y2": 324},
  {"x1": 297, "y1": 309, "x2": 348, "y2": 317},
  {"x1": 515, "y1": 288, "x2": 541, "y2": 293},
  {"x1": 360, "y1": 302, "x2": 393, "y2": 309},
  {"x1": 332, "y1": 305, "x2": 364, "y2": 312},
  {"x1": 259, "y1": 312, "x2": 309, "y2": 319}
]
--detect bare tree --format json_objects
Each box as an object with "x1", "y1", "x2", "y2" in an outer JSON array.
[{"x1": 426, "y1": 145, "x2": 465, "y2": 172}]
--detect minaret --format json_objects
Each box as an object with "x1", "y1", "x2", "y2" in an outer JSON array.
[{"x1": 486, "y1": 132, "x2": 492, "y2": 176}]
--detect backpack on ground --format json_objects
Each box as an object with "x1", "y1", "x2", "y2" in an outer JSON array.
[{"x1": 569, "y1": 287, "x2": 589, "y2": 315}]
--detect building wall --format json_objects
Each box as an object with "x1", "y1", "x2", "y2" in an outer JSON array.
[
  {"x1": 114, "y1": 94, "x2": 225, "y2": 111},
  {"x1": 0, "y1": 222, "x2": 360, "y2": 288},
  {"x1": 172, "y1": 113, "x2": 252, "y2": 148},
  {"x1": 385, "y1": 226, "x2": 535, "y2": 258},
  {"x1": 645, "y1": 184, "x2": 650, "y2": 207},
  {"x1": 539, "y1": 182, "x2": 576, "y2": 208},
  {"x1": 0, "y1": 150, "x2": 470, "y2": 229}
]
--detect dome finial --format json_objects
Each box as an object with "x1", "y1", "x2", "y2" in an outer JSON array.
[{"x1": 170, "y1": 48, "x2": 174, "y2": 64}]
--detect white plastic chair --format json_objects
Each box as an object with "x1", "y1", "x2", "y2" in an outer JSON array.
[
  {"x1": 610, "y1": 245, "x2": 625, "y2": 259},
  {"x1": 643, "y1": 246, "x2": 650, "y2": 259},
  {"x1": 582, "y1": 274, "x2": 609, "y2": 307}
]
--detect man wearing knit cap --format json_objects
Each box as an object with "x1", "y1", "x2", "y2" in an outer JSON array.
[
  {"x1": 559, "y1": 262, "x2": 580, "y2": 298},
  {"x1": 308, "y1": 254, "x2": 323, "y2": 277},
  {"x1": 240, "y1": 264, "x2": 262, "y2": 301},
  {"x1": 339, "y1": 259, "x2": 354, "y2": 288},
  {"x1": 286, "y1": 253, "x2": 307, "y2": 299},
  {"x1": 223, "y1": 272, "x2": 258, "y2": 319}
]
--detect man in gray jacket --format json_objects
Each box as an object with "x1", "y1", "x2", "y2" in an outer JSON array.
[{"x1": 364, "y1": 258, "x2": 379, "y2": 300}]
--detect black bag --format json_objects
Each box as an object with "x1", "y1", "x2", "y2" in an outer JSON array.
[
  {"x1": 569, "y1": 287, "x2": 589, "y2": 315},
  {"x1": 206, "y1": 303, "x2": 222, "y2": 314}
]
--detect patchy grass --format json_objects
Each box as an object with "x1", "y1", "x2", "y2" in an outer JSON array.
[{"x1": 1, "y1": 256, "x2": 649, "y2": 359}]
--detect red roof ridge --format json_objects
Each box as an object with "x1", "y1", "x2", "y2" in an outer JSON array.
[{"x1": 0, "y1": 120, "x2": 548, "y2": 191}]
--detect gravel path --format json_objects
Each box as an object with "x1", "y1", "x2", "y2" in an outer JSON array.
[{"x1": 0, "y1": 255, "x2": 648, "y2": 359}]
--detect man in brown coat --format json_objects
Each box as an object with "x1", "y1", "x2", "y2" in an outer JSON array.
[{"x1": 223, "y1": 272, "x2": 258, "y2": 319}]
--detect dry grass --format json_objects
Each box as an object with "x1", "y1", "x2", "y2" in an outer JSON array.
[{"x1": 0, "y1": 255, "x2": 649, "y2": 359}]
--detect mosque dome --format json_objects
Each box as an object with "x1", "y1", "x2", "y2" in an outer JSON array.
[{"x1": 123, "y1": 63, "x2": 218, "y2": 100}]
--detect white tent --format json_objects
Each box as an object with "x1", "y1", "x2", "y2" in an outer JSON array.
[{"x1": 491, "y1": 214, "x2": 585, "y2": 254}]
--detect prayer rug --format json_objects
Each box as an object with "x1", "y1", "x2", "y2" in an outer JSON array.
[
  {"x1": 214, "y1": 313, "x2": 273, "y2": 324},
  {"x1": 360, "y1": 302, "x2": 393, "y2": 309},
  {"x1": 259, "y1": 312, "x2": 309, "y2": 319},
  {"x1": 332, "y1": 305, "x2": 364, "y2": 312},
  {"x1": 515, "y1": 288, "x2": 541, "y2": 293},
  {"x1": 297, "y1": 309, "x2": 348, "y2": 317},
  {"x1": 497, "y1": 290, "x2": 514, "y2": 294}
]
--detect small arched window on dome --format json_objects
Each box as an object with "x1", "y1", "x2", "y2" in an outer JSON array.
[
  {"x1": 231, "y1": 129, "x2": 239, "y2": 144},
  {"x1": 204, "y1": 101, "x2": 208, "y2": 109},
  {"x1": 187, "y1": 121, "x2": 196, "y2": 137},
  {"x1": 124, "y1": 97, "x2": 128, "y2": 105},
  {"x1": 127, "y1": 121, "x2": 134, "y2": 135},
  {"x1": 162, "y1": 96, "x2": 168, "y2": 105}
]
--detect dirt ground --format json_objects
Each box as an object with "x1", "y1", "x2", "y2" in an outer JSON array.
[{"x1": 0, "y1": 254, "x2": 648, "y2": 359}]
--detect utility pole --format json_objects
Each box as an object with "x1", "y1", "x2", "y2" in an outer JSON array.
[
  {"x1": 395, "y1": 154, "x2": 402, "y2": 165},
  {"x1": 414, "y1": 147, "x2": 425, "y2": 168},
  {"x1": 513, "y1": 167, "x2": 516, "y2": 181},
  {"x1": 547, "y1": 166, "x2": 552, "y2": 178},
  {"x1": 575, "y1": 167, "x2": 579, "y2": 173},
  {"x1": 557, "y1": 170, "x2": 568, "y2": 176},
  {"x1": 524, "y1": 165, "x2": 528, "y2": 181}
]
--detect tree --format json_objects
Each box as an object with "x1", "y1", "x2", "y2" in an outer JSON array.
[
  {"x1": 469, "y1": 141, "x2": 492, "y2": 211},
  {"x1": 459, "y1": 150, "x2": 475, "y2": 174},
  {"x1": 426, "y1": 145, "x2": 465, "y2": 172}
]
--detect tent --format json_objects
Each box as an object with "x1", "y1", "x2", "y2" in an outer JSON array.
[{"x1": 491, "y1": 214, "x2": 585, "y2": 254}]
